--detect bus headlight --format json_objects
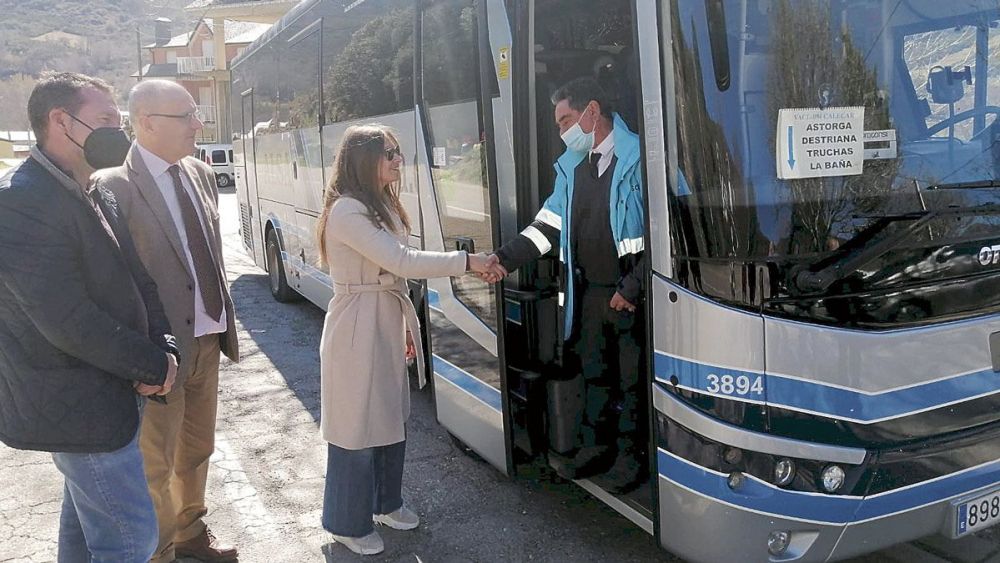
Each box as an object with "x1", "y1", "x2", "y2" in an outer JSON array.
[
  {"x1": 773, "y1": 458, "x2": 795, "y2": 487},
  {"x1": 767, "y1": 530, "x2": 791, "y2": 556},
  {"x1": 821, "y1": 465, "x2": 846, "y2": 493}
]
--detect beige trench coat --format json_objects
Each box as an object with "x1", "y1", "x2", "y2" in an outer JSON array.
[{"x1": 320, "y1": 197, "x2": 467, "y2": 449}]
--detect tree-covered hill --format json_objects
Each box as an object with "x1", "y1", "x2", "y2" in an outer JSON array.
[{"x1": 0, "y1": 0, "x2": 196, "y2": 129}]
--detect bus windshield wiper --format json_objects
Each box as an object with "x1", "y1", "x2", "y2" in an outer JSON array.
[
  {"x1": 794, "y1": 210, "x2": 936, "y2": 293},
  {"x1": 926, "y1": 180, "x2": 1000, "y2": 190},
  {"x1": 795, "y1": 203, "x2": 1000, "y2": 294}
]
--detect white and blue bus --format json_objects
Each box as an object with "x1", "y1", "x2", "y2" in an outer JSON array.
[{"x1": 232, "y1": 0, "x2": 1000, "y2": 560}]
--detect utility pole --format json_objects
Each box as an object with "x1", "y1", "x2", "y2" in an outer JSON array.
[{"x1": 136, "y1": 26, "x2": 143, "y2": 81}]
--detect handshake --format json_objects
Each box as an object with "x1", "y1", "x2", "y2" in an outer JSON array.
[{"x1": 468, "y1": 253, "x2": 508, "y2": 284}]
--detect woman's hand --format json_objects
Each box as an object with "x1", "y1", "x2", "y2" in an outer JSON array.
[
  {"x1": 468, "y1": 253, "x2": 507, "y2": 283},
  {"x1": 405, "y1": 331, "x2": 417, "y2": 361}
]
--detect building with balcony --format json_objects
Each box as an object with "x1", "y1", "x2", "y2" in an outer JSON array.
[{"x1": 135, "y1": 16, "x2": 274, "y2": 143}]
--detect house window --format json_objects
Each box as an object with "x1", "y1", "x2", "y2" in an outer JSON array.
[{"x1": 166, "y1": 51, "x2": 177, "y2": 63}]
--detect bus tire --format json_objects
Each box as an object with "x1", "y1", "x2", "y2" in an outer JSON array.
[{"x1": 266, "y1": 230, "x2": 299, "y2": 303}]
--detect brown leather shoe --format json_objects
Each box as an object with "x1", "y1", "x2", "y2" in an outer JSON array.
[{"x1": 174, "y1": 528, "x2": 238, "y2": 562}]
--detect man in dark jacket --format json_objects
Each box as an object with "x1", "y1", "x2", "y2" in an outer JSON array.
[{"x1": 0, "y1": 72, "x2": 179, "y2": 562}]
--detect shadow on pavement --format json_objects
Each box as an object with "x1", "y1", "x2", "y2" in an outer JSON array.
[{"x1": 229, "y1": 271, "x2": 326, "y2": 424}]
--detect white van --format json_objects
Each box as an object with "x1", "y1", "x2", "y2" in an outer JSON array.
[{"x1": 196, "y1": 144, "x2": 235, "y2": 187}]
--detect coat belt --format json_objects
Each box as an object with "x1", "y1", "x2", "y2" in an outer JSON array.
[
  {"x1": 331, "y1": 273, "x2": 428, "y2": 389},
  {"x1": 332, "y1": 273, "x2": 401, "y2": 295}
]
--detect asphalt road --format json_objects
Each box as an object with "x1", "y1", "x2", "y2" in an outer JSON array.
[{"x1": 3, "y1": 191, "x2": 1000, "y2": 562}]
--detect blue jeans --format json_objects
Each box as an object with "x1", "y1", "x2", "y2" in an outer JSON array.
[
  {"x1": 322, "y1": 440, "x2": 406, "y2": 537},
  {"x1": 50, "y1": 428, "x2": 158, "y2": 563}
]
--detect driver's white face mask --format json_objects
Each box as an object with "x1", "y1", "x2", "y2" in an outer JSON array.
[{"x1": 560, "y1": 106, "x2": 597, "y2": 153}]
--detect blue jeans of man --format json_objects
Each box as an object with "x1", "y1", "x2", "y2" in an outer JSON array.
[
  {"x1": 322, "y1": 440, "x2": 406, "y2": 538},
  {"x1": 50, "y1": 427, "x2": 158, "y2": 563}
]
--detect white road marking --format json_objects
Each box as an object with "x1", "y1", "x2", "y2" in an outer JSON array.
[{"x1": 211, "y1": 433, "x2": 278, "y2": 536}]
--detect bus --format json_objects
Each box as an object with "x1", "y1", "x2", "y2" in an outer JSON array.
[{"x1": 231, "y1": 1, "x2": 1000, "y2": 560}]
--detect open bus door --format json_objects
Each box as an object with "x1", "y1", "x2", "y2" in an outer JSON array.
[
  {"x1": 414, "y1": 0, "x2": 519, "y2": 476},
  {"x1": 417, "y1": 0, "x2": 667, "y2": 536},
  {"x1": 505, "y1": 0, "x2": 663, "y2": 536}
]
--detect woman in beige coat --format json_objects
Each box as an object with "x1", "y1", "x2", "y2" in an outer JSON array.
[{"x1": 316, "y1": 124, "x2": 501, "y2": 556}]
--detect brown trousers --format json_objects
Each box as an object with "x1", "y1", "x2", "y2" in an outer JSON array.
[{"x1": 141, "y1": 334, "x2": 221, "y2": 563}]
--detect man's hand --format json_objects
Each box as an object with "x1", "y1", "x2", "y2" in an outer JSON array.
[
  {"x1": 160, "y1": 353, "x2": 178, "y2": 395},
  {"x1": 470, "y1": 253, "x2": 508, "y2": 284},
  {"x1": 134, "y1": 382, "x2": 162, "y2": 396},
  {"x1": 405, "y1": 331, "x2": 417, "y2": 361},
  {"x1": 610, "y1": 291, "x2": 636, "y2": 313}
]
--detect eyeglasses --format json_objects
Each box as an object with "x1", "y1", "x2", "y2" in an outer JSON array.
[
  {"x1": 147, "y1": 110, "x2": 203, "y2": 123},
  {"x1": 384, "y1": 146, "x2": 403, "y2": 161}
]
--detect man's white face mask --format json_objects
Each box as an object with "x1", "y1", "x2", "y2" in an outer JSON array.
[{"x1": 560, "y1": 106, "x2": 596, "y2": 153}]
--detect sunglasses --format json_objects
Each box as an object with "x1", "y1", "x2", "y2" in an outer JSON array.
[{"x1": 384, "y1": 146, "x2": 403, "y2": 161}]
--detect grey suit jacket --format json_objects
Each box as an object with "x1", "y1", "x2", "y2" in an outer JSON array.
[{"x1": 93, "y1": 145, "x2": 239, "y2": 387}]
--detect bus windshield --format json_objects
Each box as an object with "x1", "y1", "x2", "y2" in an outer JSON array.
[{"x1": 668, "y1": 0, "x2": 1000, "y2": 325}]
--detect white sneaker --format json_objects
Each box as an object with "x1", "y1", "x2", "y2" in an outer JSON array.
[
  {"x1": 373, "y1": 506, "x2": 420, "y2": 530},
  {"x1": 331, "y1": 530, "x2": 384, "y2": 555}
]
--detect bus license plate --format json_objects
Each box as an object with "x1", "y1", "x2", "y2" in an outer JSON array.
[{"x1": 955, "y1": 489, "x2": 1000, "y2": 537}]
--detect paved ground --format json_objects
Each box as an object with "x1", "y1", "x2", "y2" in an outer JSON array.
[{"x1": 2, "y1": 191, "x2": 1000, "y2": 562}]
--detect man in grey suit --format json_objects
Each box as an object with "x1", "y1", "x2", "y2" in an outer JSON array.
[{"x1": 93, "y1": 79, "x2": 240, "y2": 563}]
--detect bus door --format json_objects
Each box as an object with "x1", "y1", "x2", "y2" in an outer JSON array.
[
  {"x1": 237, "y1": 88, "x2": 265, "y2": 267},
  {"x1": 415, "y1": 0, "x2": 517, "y2": 475},
  {"x1": 505, "y1": 0, "x2": 657, "y2": 533}
]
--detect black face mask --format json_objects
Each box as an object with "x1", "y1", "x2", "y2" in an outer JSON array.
[{"x1": 65, "y1": 112, "x2": 132, "y2": 170}]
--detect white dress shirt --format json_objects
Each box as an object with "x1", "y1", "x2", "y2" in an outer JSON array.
[
  {"x1": 590, "y1": 129, "x2": 616, "y2": 178},
  {"x1": 136, "y1": 143, "x2": 227, "y2": 337}
]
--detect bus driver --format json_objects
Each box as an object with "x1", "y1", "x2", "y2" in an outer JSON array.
[{"x1": 487, "y1": 77, "x2": 647, "y2": 493}]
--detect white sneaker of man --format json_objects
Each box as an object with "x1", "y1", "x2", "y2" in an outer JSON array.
[
  {"x1": 373, "y1": 506, "x2": 420, "y2": 530},
  {"x1": 331, "y1": 530, "x2": 384, "y2": 555}
]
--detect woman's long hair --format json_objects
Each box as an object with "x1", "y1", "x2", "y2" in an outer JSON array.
[{"x1": 316, "y1": 124, "x2": 411, "y2": 268}]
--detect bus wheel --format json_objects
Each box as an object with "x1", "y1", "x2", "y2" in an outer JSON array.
[{"x1": 266, "y1": 230, "x2": 298, "y2": 303}]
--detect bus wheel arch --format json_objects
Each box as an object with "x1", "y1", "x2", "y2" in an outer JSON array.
[{"x1": 265, "y1": 225, "x2": 299, "y2": 303}]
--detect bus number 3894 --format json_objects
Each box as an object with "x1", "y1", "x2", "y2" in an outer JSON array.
[{"x1": 705, "y1": 374, "x2": 764, "y2": 397}]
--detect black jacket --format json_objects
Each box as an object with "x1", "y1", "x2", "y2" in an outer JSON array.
[{"x1": 0, "y1": 151, "x2": 177, "y2": 453}]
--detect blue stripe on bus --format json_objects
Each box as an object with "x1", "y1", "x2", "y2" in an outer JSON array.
[
  {"x1": 428, "y1": 288, "x2": 441, "y2": 311},
  {"x1": 766, "y1": 369, "x2": 1000, "y2": 423},
  {"x1": 658, "y1": 449, "x2": 1000, "y2": 524},
  {"x1": 432, "y1": 354, "x2": 502, "y2": 412},
  {"x1": 654, "y1": 352, "x2": 1000, "y2": 423},
  {"x1": 653, "y1": 353, "x2": 765, "y2": 403}
]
